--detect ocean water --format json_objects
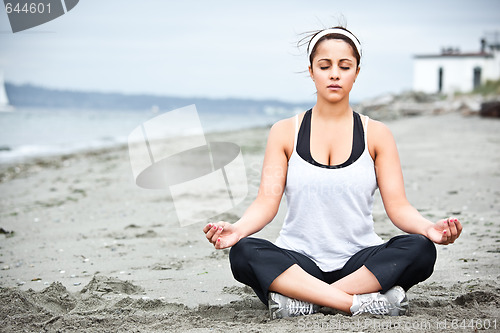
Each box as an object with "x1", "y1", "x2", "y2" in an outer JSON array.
[{"x1": 0, "y1": 106, "x2": 299, "y2": 163}]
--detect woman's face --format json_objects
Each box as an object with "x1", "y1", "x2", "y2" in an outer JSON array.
[{"x1": 308, "y1": 39, "x2": 360, "y2": 104}]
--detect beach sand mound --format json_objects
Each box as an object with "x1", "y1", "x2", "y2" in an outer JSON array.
[
  {"x1": 0, "y1": 276, "x2": 187, "y2": 332},
  {"x1": 80, "y1": 275, "x2": 145, "y2": 295},
  {"x1": 0, "y1": 276, "x2": 268, "y2": 332},
  {"x1": 0, "y1": 282, "x2": 77, "y2": 331}
]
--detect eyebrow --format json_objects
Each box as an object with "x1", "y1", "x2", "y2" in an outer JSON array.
[{"x1": 317, "y1": 58, "x2": 354, "y2": 63}]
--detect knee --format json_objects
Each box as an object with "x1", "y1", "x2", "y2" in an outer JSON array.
[
  {"x1": 229, "y1": 237, "x2": 257, "y2": 281},
  {"x1": 229, "y1": 237, "x2": 254, "y2": 268},
  {"x1": 408, "y1": 234, "x2": 437, "y2": 267},
  {"x1": 230, "y1": 237, "x2": 252, "y2": 258}
]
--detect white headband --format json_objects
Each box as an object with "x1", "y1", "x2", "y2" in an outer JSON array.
[{"x1": 307, "y1": 28, "x2": 362, "y2": 62}]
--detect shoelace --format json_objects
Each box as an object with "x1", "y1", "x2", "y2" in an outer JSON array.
[
  {"x1": 357, "y1": 299, "x2": 390, "y2": 315},
  {"x1": 286, "y1": 298, "x2": 316, "y2": 316}
]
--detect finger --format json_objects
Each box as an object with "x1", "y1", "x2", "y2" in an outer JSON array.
[
  {"x1": 455, "y1": 219, "x2": 463, "y2": 237},
  {"x1": 215, "y1": 237, "x2": 222, "y2": 249},
  {"x1": 206, "y1": 224, "x2": 217, "y2": 242},
  {"x1": 442, "y1": 219, "x2": 452, "y2": 244},
  {"x1": 443, "y1": 219, "x2": 450, "y2": 234},
  {"x1": 448, "y1": 219, "x2": 459, "y2": 241},
  {"x1": 448, "y1": 217, "x2": 457, "y2": 233},
  {"x1": 211, "y1": 225, "x2": 224, "y2": 243},
  {"x1": 438, "y1": 218, "x2": 448, "y2": 227},
  {"x1": 203, "y1": 223, "x2": 213, "y2": 234},
  {"x1": 208, "y1": 221, "x2": 225, "y2": 231},
  {"x1": 451, "y1": 218, "x2": 463, "y2": 243},
  {"x1": 441, "y1": 229, "x2": 450, "y2": 244}
]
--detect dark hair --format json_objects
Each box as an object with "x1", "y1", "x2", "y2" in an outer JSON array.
[{"x1": 300, "y1": 26, "x2": 361, "y2": 69}]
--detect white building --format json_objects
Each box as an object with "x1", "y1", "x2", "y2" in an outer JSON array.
[{"x1": 413, "y1": 36, "x2": 500, "y2": 94}]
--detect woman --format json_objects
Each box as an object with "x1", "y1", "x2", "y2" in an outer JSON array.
[{"x1": 202, "y1": 26, "x2": 462, "y2": 319}]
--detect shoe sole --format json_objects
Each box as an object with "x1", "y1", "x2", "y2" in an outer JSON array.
[
  {"x1": 268, "y1": 292, "x2": 319, "y2": 319},
  {"x1": 268, "y1": 293, "x2": 284, "y2": 319},
  {"x1": 386, "y1": 286, "x2": 409, "y2": 316}
]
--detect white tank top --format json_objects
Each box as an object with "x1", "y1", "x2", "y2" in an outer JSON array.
[{"x1": 275, "y1": 113, "x2": 383, "y2": 271}]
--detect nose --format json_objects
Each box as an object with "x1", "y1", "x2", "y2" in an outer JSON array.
[{"x1": 330, "y1": 67, "x2": 340, "y2": 80}]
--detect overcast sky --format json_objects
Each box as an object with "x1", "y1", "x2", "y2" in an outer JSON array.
[{"x1": 1, "y1": 0, "x2": 499, "y2": 103}]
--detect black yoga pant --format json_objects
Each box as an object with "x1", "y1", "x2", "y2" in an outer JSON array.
[{"x1": 229, "y1": 234, "x2": 437, "y2": 305}]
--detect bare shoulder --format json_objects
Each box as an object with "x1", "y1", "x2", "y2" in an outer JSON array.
[
  {"x1": 270, "y1": 116, "x2": 294, "y2": 133},
  {"x1": 363, "y1": 117, "x2": 396, "y2": 158},
  {"x1": 271, "y1": 113, "x2": 303, "y2": 137},
  {"x1": 367, "y1": 118, "x2": 394, "y2": 139},
  {"x1": 268, "y1": 113, "x2": 303, "y2": 159}
]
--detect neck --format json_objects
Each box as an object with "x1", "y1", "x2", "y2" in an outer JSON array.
[{"x1": 313, "y1": 96, "x2": 352, "y2": 121}]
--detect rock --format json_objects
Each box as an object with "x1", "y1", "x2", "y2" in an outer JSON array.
[
  {"x1": 480, "y1": 101, "x2": 500, "y2": 118},
  {"x1": 356, "y1": 91, "x2": 492, "y2": 120},
  {"x1": 0, "y1": 228, "x2": 14, "y2": 238}
]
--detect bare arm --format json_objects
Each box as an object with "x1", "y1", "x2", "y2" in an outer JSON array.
[
  {"x1": 203, "y1": 118, "x2": 293, "y2": 248},
  {"x1": 370, "y1": 120, "x2": 462, "y2": 244},
  {"x1": 233, "y1": 118, "x2": 290, "y2": 237}
]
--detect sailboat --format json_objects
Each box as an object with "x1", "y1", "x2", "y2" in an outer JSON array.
[{"x1": 0, "y1": 72, "x2": 14, "y2": 112}]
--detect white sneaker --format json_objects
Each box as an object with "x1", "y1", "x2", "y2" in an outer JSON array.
[
  {"x1": 268, "y1": 292, "x2": 319, "y2": 319},
  {"x1": 350, "y1": 286, "x2": 409, "y2": 316}
]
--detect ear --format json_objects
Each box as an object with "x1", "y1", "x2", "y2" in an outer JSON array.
[
  {"x1": 308, "y1": 65, "x2": 314, "y2": 81},
  {"x1": 354, "y1": 66, "x2": 360, "y2": 82}
]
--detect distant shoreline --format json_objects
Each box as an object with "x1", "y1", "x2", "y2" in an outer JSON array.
[
  {"x1": 4, "y1": 82, "x2": 313, "y2": 112},
  {"x1": 0, "y1": 105, "x2": 281, "y2": 165},
  {"x1": 0, "y1": 124, "x2": 272, "y2": 182}
]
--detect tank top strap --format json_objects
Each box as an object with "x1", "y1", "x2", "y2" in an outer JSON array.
[{"x1": 363, "y1": 115, "x2": 369, "y2": 147}]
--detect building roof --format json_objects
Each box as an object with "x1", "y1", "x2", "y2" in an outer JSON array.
[
  {"x1": 414, "y1": 52, "x2": 493, "y2": 59},
  {"x1": 415, "y1": 36, "x2": 500, "y2": 59}
]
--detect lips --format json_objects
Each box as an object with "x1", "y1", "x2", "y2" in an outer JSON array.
[{"x1": 328, "y1": 84, "x2": 341, "y2": 89}]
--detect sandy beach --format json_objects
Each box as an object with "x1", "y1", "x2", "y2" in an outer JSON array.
[{"x1": 1, "y1": 112, "x2": 499, "y2": 332}]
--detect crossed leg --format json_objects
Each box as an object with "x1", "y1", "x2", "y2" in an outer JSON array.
[
  {"x1": 230, "y1": 234, "x2": 436, "y2": 313},
  {"x1": 269, "y1": 264, "x2": 381, "y2": 313}
]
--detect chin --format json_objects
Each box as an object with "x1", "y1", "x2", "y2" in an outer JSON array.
[{"x1": 322, "y1": 94, "x2": 346, "y2": 104}]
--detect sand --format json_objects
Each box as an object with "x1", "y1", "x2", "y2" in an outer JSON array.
[{"x1": 0, "y1": 112, "x2": 499, "y2": 332}]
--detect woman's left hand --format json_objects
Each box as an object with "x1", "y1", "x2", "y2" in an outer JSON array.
[{"x1": 426, "y1": 217, "x2": 463, "y2": 245}]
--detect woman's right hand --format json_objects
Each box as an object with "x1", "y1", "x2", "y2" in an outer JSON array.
[{"x1": 203, "y1": 221, "x2": 241, "y2": 249}]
